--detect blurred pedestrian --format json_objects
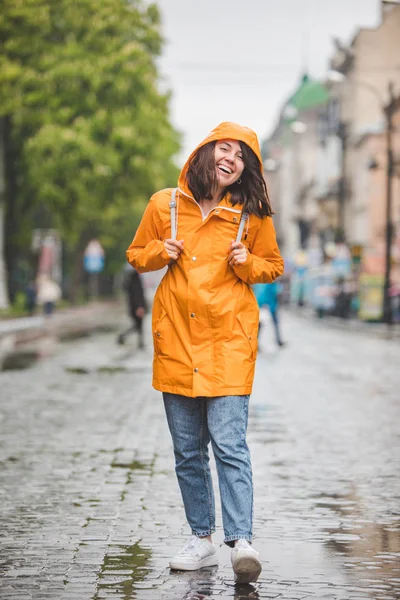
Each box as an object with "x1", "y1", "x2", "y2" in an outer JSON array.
[
  {"x1": 24, "y1": 280, "x2": 37, "y2": 317},
  {"x1": 334, "y1": 276, "x2": 352, "y2": 319},
  {"x1": 117, "y1": 264, "x2": 147, "y2": 349},
  {"x1": 254, "y1": 281, "x2": 285, "y2": 347},
  {"x1": 36, "y1": 274, "x2": 61, "y2": 317},
  {"x1": 127, "y1": 122, "x2": 284, "y2": 583}
]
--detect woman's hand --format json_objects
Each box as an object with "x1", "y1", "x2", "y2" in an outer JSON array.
[
  {"x1": 228, "y1": 241, "x2": 248, "y2": 266},
  {"x1": 164, "y1": 238, "x2": 184, "y2": 261}
]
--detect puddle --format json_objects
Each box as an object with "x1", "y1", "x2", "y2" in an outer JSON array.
[
  {"x1": 170, "y1": 569, "x2": 260, "y2": 599},
  {"x1": 93, "y1": 541, "x2": 152, "y2": 599},
  {"x1": 65, "y1": 366, "x2": 90, "y2": 374},
  {"x1": 65, "y1": 365, "x2": 128, "y2": 374},
  {"x1": 324, "y1": 516, "x2": 400, "y2": 597},
  {"x1": 98, "y1": 366, "x2": 126, "y2": 373},
  {"x1": 65, "y1": 364, "x2": 151, "y2": 375},
  {"x1": 111, "y1": 460, "x2": 149, "y2": 470},
  {"x1": 1, "y1": 351, "x2": 39, "y2": 371},
  {"x1": 169, "y1": 567, "x2": 220, "y2": 599}
]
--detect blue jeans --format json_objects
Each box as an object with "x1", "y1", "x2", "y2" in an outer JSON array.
[{"x1": 163, "y1": 393, "x2": 253, "y2": 545}]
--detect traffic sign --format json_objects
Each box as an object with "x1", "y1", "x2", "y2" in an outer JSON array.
[{"x1": 84, "y1": 240, "x2": 105, "y2": 274}]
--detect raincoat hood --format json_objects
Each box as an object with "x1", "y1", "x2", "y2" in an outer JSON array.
[{"x1": 178, "y1": 122, "x2": 263, "y2": 197}]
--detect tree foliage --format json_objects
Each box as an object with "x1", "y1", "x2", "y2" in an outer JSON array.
[{"x1": 0, "y1": 0, "x2": 180, "y2": 296}]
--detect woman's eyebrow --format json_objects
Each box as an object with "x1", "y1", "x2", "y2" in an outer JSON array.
[{"x1": 220, "y1": 141, "x2": 242, "y2": 156}]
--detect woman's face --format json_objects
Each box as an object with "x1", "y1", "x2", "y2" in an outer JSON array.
[{"x1": 214, "y1": 139, "x2": 245, "y2": 188}]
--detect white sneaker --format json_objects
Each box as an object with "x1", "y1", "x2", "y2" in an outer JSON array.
[
  {"x1": 231, "y1": 539, "x2": 262, "y2": 584},
  {"x1": 169, "y1": 536, "x2": 218, "y2": 571}
]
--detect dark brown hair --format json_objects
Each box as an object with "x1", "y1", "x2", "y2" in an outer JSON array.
[{"x1": 186, "y1": 140, "x2": 273, "y2": 218}]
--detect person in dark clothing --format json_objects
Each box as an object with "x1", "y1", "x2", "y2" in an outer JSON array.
[
  {"x1": 117, "y1": 265, "x2": 148, "y2": 348},
  {"x1": 334, "y1": 276, "x2": 352, "y2": 319},
  {"x1": 25, "y1": 281, "x2": 37, "y2": 316}
]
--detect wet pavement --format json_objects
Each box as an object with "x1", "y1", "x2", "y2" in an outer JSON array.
[{"x1": 0, "y1": 311, "x2": 399, "y2": 599}]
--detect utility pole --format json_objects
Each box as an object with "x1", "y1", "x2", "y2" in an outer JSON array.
[
  {"x1": 0, "y1": 117, "x2": 10, "y2": 309},
  {"x1": 337, "y1": 121, "x2": 348, "y2": 240},
  {"x1": 383, "y1": 82, "x2": 396, "y2": 325}
]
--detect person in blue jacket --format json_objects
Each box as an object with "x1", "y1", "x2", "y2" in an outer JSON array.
[{"x1": 253, "y1": 281, "x2": 285, "y2": 347}]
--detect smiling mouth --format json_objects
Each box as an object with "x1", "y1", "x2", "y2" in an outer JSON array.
[{"x1": 217, "y1": 165, "x2": 233, "y2": 175}]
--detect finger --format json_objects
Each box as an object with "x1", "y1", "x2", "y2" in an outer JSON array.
[
  {"x1": 171, "y1": 241, "x2": 184, "y2": 251},
  {"x1": 165, "y1": 238, "x2": 184, "y2": 248},
  {"x1": 230, "y1": 241, "x2": 244, "y2": 250},
  {"x1": 171, "y1": 239, "x2": 184, "y2": 249},
  {"x1": 228, "y1": 249, "x2": 243, "y2": 260},
  {"x1": 231, "y1": 253, "x2": 246, "y2": 265},
  {"x1": 165, "y1": 242, "x2": 182, "y2": 253}
]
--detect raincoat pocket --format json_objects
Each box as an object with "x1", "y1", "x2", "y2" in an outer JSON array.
[
  {"x1": 153, "y1": 308, "x2": 172, "y2": 357},
  {"x1": 236, "y1": 313, "x2": 258, "y2": 360}
]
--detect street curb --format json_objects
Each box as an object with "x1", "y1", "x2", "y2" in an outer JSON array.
[{"x1": 0, "y1": 302, "x2": 121, "y2": 371}]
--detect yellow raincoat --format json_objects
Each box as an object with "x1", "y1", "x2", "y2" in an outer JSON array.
[{"x1": 126, "y1": 122, "x2": 284, "y2": 397}]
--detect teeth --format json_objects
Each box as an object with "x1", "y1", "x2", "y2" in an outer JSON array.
[{"x1": 218, "y1": 165, "x2": 232, "y2": 174}]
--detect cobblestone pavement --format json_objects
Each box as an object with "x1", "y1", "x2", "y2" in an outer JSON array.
[{"x1": 0, "y1": 312, "x2": 399, "y2": 600}]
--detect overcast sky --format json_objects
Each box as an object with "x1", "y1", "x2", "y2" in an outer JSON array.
[{"x1": 155, "y1": 0, "x2": 380, "y2": 163}]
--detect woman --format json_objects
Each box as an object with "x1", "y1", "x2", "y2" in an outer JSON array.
[
  {"x1": 126, "y1": 122, "x2": 284, "y2": 584},
  {"x1": 36, "y1": 274, "x2": 62, "y2": 317}
]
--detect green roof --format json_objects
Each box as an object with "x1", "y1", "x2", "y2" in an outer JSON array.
[{"x1": 288, "y1": 74, "x2": 329, "y2": 112}]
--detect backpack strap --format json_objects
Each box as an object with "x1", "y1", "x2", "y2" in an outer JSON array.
[
  {"x1": 170, "y1": 188, "x2": 247, "y2": 243},
  {"x1": 235, "y1": 211, "x2": 249, "y2": 243},
  {"x1": 169, "y1": 188, "x2": 178, "y2": 240}
]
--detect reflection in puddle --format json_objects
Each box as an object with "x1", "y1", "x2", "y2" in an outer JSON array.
[
  {"x1": 169, "y1": 568, "x2": 261, "y2": 600},
  {"x1": 234, "y1": 590, "x2": 259, "y2": 600},
  {"x1": 170, "y1": 567, "x2": 218, "y2": 599},
  {"x1": 232, "y1": 584, "x2": 260, "y2": 599},
  {"x1": 320, "y1": 490, "x2": 400, "y2": 598},
  {"x1": 93, "y1": 541, "x2": 152, "y2": 599},
  {"x1": 312, "y1": 491, "x2": 359, "y2": 514}
]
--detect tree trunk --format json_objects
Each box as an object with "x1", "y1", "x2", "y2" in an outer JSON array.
[
  {"x1": 3, "y1": 115, "x2": 19, "y2": 304},
  {"x1": 68, "y1": 228, "x2": 94, "y2": 304},
  {"x1": 0, "y1": 117, "x2": 10, "y2": 309}
]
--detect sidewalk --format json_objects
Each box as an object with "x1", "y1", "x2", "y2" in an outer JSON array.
[
  {"x1": 0, "y1": 301, "x2": 122, "y2": 370},
  {"x1": 287, "y1": 304, "x2": 400, "y2": 340},
  {"x1": 0, "y1": 313, "x2": 399, "y2": 599}
]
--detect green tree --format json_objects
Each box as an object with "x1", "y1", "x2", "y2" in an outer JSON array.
[{"x1": 0, "y1": 0, "x2": 180, "y2": 300}]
